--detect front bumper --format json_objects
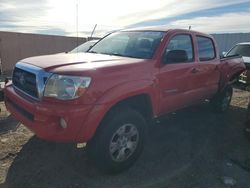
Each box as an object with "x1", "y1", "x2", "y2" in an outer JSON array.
[{"x1": 4, "y1": 85, "x2": 93, "y2": 142}]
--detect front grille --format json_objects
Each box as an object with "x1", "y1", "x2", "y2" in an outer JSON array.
[{"x1": 13, "y1": 67, "x2": 38, "y2": 98}]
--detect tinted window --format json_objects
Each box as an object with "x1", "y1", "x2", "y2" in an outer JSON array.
[
  {"x1": 165, "y1": 35, "x2": 194, "y2": 62},
  {"x1": 197, "y1": 36, "x2": 216, "y2": 61},
  {"x1": 227, "y1": 44, "x2": 250, "y2": 57}
]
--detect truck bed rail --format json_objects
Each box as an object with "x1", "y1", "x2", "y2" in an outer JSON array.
[{"x1": 220, "y1": 54, "x2": 242, "y2": 60}]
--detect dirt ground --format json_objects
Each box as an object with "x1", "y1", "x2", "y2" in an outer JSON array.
[{"x1": 0, "y1": 88, "x2": 249, "y2": 188}]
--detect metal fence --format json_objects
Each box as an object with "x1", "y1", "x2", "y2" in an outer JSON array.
[
  {"x1": 0, "y1": 31, "x2": 87, "y2": 75},
  {"x1": 212, "y1": 33, "x2": 250, "y2": 53}
]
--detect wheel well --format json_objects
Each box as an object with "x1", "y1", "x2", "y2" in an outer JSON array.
[{"x1": 104, "y1": 94, "x2": 153, "y2": 122}]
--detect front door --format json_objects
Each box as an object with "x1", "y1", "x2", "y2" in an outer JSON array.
[{"x1": 157, "y1": 34, "x2": 199, "y2": 115}]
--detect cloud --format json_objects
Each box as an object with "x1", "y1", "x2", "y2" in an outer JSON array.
[
  {"x1": 0, "y1": 0, "x2": 49, "y2": 20},
  {"x1": 115, "y1": 0, "x2": 250, "y2": 27},
  {"x1": 0, "y1": 0, "x2": 50, "y2": 33},
  {"x1": 167, "y1": 12, "x2": 250, "y2": 33},
  {"x1": 45, "y1": 0, "x2": 250, "y2": 36},
  {"x1": 0, "y1": 0, "x2": 250, "y2": 37}
]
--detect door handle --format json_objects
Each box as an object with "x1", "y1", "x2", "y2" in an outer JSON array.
[{"x1": 191, "y1": 68, "x2": 200, "y2": 73}]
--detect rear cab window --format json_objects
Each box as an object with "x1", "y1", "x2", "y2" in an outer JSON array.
[{"x1": 197, "y1": 36, "x2": 216, "y2": 61}]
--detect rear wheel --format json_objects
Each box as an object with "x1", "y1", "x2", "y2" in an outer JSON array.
[
  {"x1": 87, "y1": 108, "x2": 146, "y2": 173},
  {"x1": 210, "y1": 86, "x2": 233, "y2": 112}
]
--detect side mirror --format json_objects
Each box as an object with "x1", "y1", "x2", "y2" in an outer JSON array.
[
  {"x1": 220, "y1": 51, "x2": 227, "y2": 58},
  {"x1": 220, "y1": 52, "x2": 227, "y2": 58},
  {"x1": 163, "y1": 50, "x2": 188, "y2": 64}
]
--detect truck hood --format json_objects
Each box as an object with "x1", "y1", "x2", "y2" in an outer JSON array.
[
  {"x1": 21, "y1": 52, "x2": 142, "y2": 72},
  {"x1": 242, "y1": 57, "x2": 250, "y2": 70}
]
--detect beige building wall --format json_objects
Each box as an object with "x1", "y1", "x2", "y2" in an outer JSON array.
[{"x1": 0, "y1": 31, "x2": 86, "y2": 75}]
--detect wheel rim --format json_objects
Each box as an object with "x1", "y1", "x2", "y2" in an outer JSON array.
[
  {"x1": 109, "y1": 123, "x2": 139, "y2": 162},
  {"x1": 221, "y1": 90, "x2": 232, "y2": 111}
]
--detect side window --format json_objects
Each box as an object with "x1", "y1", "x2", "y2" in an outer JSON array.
[
  {"x1": 197, "y1": 36, "x2": 216, "y2": 61},
  {"x1": 163, "y1": 34, "x2": 194, "y2": 64}
]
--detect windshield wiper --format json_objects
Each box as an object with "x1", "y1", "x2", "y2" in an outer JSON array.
[
  {"x1": 88, "y1": 51, "x2": 137, "y2": 58},
  {"x1": 110, "y1": 53, "x2": 139, "y2": 59},
  {"x1": 102, "y1": 52, "x2": 125, "y2": 57},
  {"x1": 88, "y1": 50, "x2": 99, "y2": 54}
]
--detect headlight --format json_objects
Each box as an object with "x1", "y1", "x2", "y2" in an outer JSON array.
[{"x1": 44, "y1": 74, "x2": 91, "y2": 100}]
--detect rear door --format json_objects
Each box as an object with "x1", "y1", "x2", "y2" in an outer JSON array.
[{"x1": 194, "y1": 36, "x2": 220, "y2": 99}]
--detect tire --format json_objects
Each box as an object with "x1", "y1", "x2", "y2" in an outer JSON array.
[
  {"x1": 86, "y1": 108, "x2": 146, "y2": 173},
  {"x1": 210, "y1": 85, "x2": 233, "y2": 112}
]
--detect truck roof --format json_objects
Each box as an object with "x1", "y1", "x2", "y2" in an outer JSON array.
[{"x1": 122, "y1": 26, "x2": 213, "y2": 38}]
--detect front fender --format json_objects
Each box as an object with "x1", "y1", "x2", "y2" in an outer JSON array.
[
  {"x1": 76, "y1": 80, "x2": 158, "y2": 142},
  {"x1": 96, "y1": 80, "x2": 156, "y2": 105}
]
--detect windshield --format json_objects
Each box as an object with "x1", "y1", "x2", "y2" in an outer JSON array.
[
  {"x1": 88, "y1": 31, "x2": 164, "y2": 59},
  {"x1": 227, "y1": 44, "x2": 250, "y2": 57},
  {"x1": 70, "y1": 40, "x2": 97, "y2": 53}
]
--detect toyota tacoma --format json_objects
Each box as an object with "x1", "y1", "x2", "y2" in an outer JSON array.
[{"x1": 4, "y1": 27, "x2": 245, "y2": 173}]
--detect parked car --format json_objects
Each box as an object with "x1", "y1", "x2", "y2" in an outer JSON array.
[
  {"x1": 226, "y1": 43, "x2": 250, "y2": 84},
  {"x1": 4, "y1": 27, "x2": 245, "y2": 173},
  {"x1": 70, "y1": 40, "x2": 98, "y2": 53}
]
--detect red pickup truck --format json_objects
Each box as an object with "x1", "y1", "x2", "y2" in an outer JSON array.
[{"x1": 4, "y1": 27, "x2": 245, "y2": 173}]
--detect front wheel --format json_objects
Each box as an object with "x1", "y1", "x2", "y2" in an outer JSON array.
[
  {"x1": 86, "y1": 108, "x2": 146, "y2": 173},
  {"x1": 210, "y1": 86, "x2": 233, "y2": 112}
]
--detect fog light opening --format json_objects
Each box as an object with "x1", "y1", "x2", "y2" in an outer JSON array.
[{"x1": 60, "y1": 118, "x2": 67, "y2": 129}]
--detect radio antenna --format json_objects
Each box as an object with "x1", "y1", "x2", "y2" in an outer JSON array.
[{"x1": 90, "y1": 24, "x2": 97, "y2": 40}]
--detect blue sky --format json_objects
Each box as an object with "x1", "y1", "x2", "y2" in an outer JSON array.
[{"x1": 0, "y1": 0, "x2": 250, "y2": 37}]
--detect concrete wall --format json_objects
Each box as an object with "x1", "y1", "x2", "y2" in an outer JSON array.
[
  {"x1": 212, "y1": 33, "x2": 250, "y2": 53},
  {"x1": 0, "y1": 31, "x2": 86, "y2": 75}
]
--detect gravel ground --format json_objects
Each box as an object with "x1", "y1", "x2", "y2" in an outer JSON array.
[{"x1": 0, "y1": 88, "x2": 249, "y2": 188}]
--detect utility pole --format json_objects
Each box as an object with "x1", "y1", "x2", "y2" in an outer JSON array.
[{"x1": 76, "y1": 0, "x2": 79, "y2": 52}]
